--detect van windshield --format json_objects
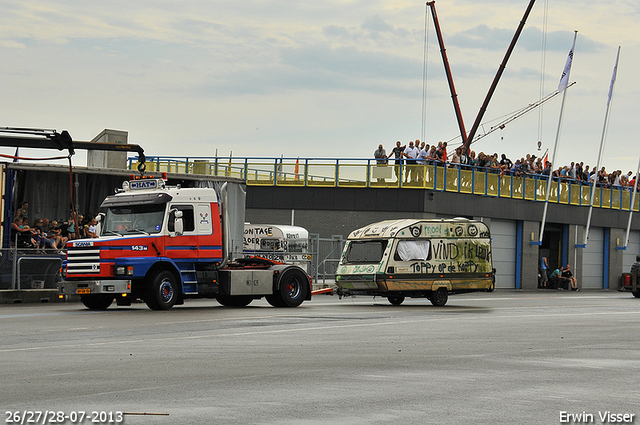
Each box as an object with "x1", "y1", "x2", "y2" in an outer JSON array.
[{"x1": 344, "y1": 240, "x2": 387, "y2": 264}]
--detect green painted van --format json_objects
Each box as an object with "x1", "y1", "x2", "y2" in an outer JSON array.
[{"x1": 335, "y1": 218, "x2": 495, "y2": 306}]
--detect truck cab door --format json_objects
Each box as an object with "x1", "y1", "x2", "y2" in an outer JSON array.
[
  {"x1": 167, "y1": 205, "x2": 198, "y2": 260},
  {"x1": 195, "y1": 203, "x2": 220, "y2": 260}
]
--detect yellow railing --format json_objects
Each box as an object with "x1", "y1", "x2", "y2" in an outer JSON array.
[{"x1": 129, "y1": 157, "x2": 640, "y2": 212}]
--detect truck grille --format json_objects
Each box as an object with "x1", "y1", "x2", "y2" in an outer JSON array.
[{"x1": 66, "y1": 247, "x2": 101, "y2": 275}]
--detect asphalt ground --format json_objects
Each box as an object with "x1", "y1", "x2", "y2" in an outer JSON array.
[{"x1": 1, "y1": 290, "x2": 640, "y2": 425}]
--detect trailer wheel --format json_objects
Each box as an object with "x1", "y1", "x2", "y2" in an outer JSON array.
[
  {"x1": 81, "y1": 295, "x2": 114, "y2": 310},
  {"x1": 275, "y1": 268, "x2": 308, "y2": 307},
  {"x1": 387, "y1": 296, "x2": 405, "y2": 306},
  {"x1": 430, "y1": 287, "x2": 448, "y2": 307},
  {"x1": 216, "y1": 295, "x2": 253, "y2": 307},
  {"x1": 632, "y1": 291, "x2": 640, "y2": 298},
  {"x1": 145, "y1": 270, "x2": 178, "y2": 310}
]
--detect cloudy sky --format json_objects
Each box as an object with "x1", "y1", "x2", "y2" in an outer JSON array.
[{"x1": 1, "y1": 0, "x2": 639, "y2": 173}]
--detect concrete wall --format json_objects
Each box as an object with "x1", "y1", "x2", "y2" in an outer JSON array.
[{"x1": 246, "y1": 186, "x2": 640, "y2": 290}]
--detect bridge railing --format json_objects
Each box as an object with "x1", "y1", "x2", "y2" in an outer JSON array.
[{"x1": 128, "y1": 156, "x2": 640, "y2": 212}]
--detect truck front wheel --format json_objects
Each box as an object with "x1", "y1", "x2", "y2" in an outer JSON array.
[
  {"x1": 81, "y1": 295, "x2": 114, "y2": 310},
  {"x1": 429, "y1": 287, "x2": 448, "y2": 307},
  {"x1": 274, "y1": 268, "x2": 309, "y2": 308},
  {"x1": 145, "y1": 271, "x2": 178, "y2": 310}
]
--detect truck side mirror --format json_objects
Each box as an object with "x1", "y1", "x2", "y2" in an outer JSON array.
[{"x1": 174, "y1": 210, "x2": 183, "y2": 236}]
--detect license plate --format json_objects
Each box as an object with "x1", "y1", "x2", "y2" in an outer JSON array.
[{"x1": 75, "y1": 288, "x2": 91, "y2": 294}]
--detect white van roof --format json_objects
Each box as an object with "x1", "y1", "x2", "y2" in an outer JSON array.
[{"x1": 347, "y1": 218, "x2": 490, "y2": 240}]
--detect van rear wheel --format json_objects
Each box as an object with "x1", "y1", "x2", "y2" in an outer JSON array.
[
  {"x1": 387, "y1": 296, "x2": 405, "y2": 306},
  {"x1": 430, "y1": 287, "x2": 448, "y2": 307}
]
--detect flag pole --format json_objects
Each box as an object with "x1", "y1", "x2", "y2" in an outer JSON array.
[
  {"x1": 581, "y1": 45, "x2": 620, "y2": 248},
  {"x1": 537, "y1": 30, "x2": 577, "y2": 245},
  {"x1": 624, "y1": 156, "x2": 640, "y2": 249}
]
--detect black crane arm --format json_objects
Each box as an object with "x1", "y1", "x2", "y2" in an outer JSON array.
[{"x1": 0, "y1": 127, "x2": 146, "y2": 170}]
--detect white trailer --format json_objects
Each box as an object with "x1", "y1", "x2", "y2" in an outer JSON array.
[{"x1": 243, "y1": 224, "x2": 310, "y2": 273}]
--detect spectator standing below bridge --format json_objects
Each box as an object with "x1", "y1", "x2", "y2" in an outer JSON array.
[{"x1": 539, "y1": 256, "x2": 548, "y2": 288}]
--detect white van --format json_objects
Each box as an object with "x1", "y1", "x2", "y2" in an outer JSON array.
[
  {"x1": 243, "y1": 224, "x2": 310, "y2": 273},
  {"x1": 335, "y1": 218, "x2": 495, "y2": 306}
]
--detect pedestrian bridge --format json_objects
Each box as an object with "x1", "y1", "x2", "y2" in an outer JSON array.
[{"x1": 128, "y1": 156, "x2": 640, "y2": 212}]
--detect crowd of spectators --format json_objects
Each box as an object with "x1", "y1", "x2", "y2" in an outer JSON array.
[
  {"x1": 375, "y1": 140, "x2": 639, "y2": 190},
  {"x1": 10, "y1": 202, "x2": 99, "y2": 254}
]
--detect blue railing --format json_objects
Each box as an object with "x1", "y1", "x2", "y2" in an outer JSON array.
[{"x1": 127, "y1": 156, "x2": 640, "y2": 212}]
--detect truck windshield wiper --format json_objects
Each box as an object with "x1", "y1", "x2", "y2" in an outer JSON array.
[
  {"x1": 102, "y1": 230, "x2": 122, "y2": 237},
  {"x1": 126, "y1": 228, "x2": 150, "y2": 235}
]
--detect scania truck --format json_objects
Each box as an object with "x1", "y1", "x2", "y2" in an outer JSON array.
[{"x1": 58, "y1": 175, "x2": 311, "y2": 310}]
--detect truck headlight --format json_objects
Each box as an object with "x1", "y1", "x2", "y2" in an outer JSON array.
[{"x1": 115, "y1": 266, "x2": 133, "y2": 276}]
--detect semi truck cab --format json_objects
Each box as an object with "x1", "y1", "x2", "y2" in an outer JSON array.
[{"x1": 58, "y1": 176, "x2": 311, "y2": 310}]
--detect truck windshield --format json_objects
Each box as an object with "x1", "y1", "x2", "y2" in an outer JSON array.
[
  {"x1": 344, "y1": 240, "x2": 387, "y2": 264},
  {"x1": 102, "y1": 204, "x2": 166, "y2": 235}
]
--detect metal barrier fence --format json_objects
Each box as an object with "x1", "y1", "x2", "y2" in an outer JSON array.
[
  {"x1": 0, "y1": 248, "x2": 63, "y2": 290},
  {"x1": 128, "y1": 156, "x2": 640, "y2": 212},
  {"x1": 310, "y1": 234, "x2": 345, "y2": 285}
]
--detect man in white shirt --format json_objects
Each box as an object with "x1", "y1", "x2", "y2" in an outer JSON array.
[
  {"x1": 416, "y1": 142, "x2": 430, "y2": 184},
  {"x1": 403, "y1": 140, "x2": 420, "y2": 183}
]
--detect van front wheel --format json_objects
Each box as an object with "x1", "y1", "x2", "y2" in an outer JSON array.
[
  {"x1": 387, "y1": 296, "x2": 405, "y2": 306},
  {"x1": 430, "y1": 287, "x2": 448, "y2": 307}
]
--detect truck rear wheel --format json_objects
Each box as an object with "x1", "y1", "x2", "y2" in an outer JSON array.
[
  {"x1": 145, "y1": 270, "x2": 178, "y2": 310},
  {"x1": 81, "y1": 295, "x2": 114, "y2": 310},
  {"x1": 265, "y1": 294, "x2": 284, "y2": 307},
  {"x1": 430, "y1": 287, "x2": 448, "y2": 307},
  {"x1": 274, "y1": 268, "x2": 308, "y2": 308},
  {"x1": 388, "y1": 296, "x2": 405, "y2": 306},
  {"x1": 216, "y1": 295, "x2": 253, "y2": 307},
  {"x1": 633, "y1": 291, "x2": 640, "y2": 298}
]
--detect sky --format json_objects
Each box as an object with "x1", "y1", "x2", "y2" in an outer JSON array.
[{"x1": 0, "y1": 0, "x2": 639, "y2": 174}]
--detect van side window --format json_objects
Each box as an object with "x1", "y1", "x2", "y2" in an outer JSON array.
[
  {"x1": 394, "y1": 240, "x2": 432, "y2": 261},
  {"x1": 168, "y1": 205, "x2": 195, "y2": 232},
  {"x1": 345, "y1": 240, "x2": 387, "y2": 263}
]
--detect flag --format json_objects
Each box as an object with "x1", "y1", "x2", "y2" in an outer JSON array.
[
  {"x1": 558, "y1": 31, "x2": 577, "y2": 92},
  {"x1": 542, "y1": 152, "x2": 549, "y2": 167},
  {"x1": 607, "y1": 46, "x2": 620, "y2": 104},
  {"x1": 294, "y1": 157, "x2": 300, "y2": 180}
]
